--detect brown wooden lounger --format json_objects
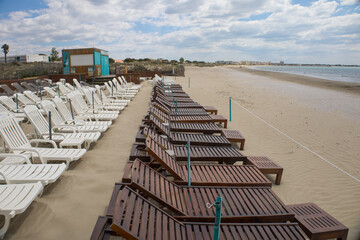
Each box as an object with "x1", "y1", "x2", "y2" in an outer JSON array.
[
  {"x1": 108, "y1": 179, "x2": 293, "y2": 223},
  {"x1": 153, "y1": 101, "x2": 209, "y2": 115},
  {"x1": 140, "y1": 137, "x2": 271, "y2": 187},
  {"x1": 91, "y1": 186, "x2": 308, "y2": 240},
  {"x1": 146, "y1": 120, "x2": 232, "y2": 147},
  {"x1": 156, "y1": 97, "x2": 203, "y2": 109},
  {"x1": 123, "y1": 157, "x2": 271, "y2": 187},
  {"x1": 150, "y1": 109, "x2": 222, "y2": 134},
  {"x1": 130, "y1": 135, "x2": 245, "y2": 164},
  {"x1": 245, "y1": 156, "x2": 283, "y2": 184},
  {"x1": 288, "y1": 203, "x2": 348, "y2": 240}
]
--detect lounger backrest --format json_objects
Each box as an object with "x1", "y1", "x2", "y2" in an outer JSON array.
[
  {"x1": 40, "y1": 100, "x2": 65, "y2": 125},
  {"x1": 150, "y1": 105, "x2": 168, "y2": 122},
  {"x1": 112, "y1": 78, "x2": 121, "y2": 89},
  {"x1": 57, "y1": 83, "x2": 71, "y2": 94},
  {"x1": 11, "y1": 83, "x2": 25, "y2": 93},
  {"x1": 82, "y1": 89, "x2": 99, "y2": 107},
  {"x1": 95, "y1": 85, "x2": 108, "y2": 102},
  {"x1": 23, "y1": 91, "x2": 41, "y2": 103},
  {"x1": 67, "y1": 92, "x2": 85, "y2": 115},
  {"x1": 73, "y1": 78, "x2": 82, "y2": 89},
  {"x1": 44, "y1": 87, "x2": 57, "y2": 97},
  {"x1": 143, "y1": 127, "x2": 175, "y2": 151},
  {"x1": 0, "y1": 116, "x2": 31, "y2": 149},
  {"x1": 0, "y1": 85, "x2": 15, "y2": 95},
  {"x1": 65, "y1": 83, "x2": 74, "y2": 91},
  {"x1": 73, "y1": 91, "x2": 90, "y2": 111},
  {"x1": 110, "y1": 185, "x2": 185, "y2": 239},
  {"x1": 145, "y1": 137, "x2": 185, "y2": 180},
  {"x1": 53, "y1": 97, "x2": 73, "y2": 122},
  {"x1": 23, "y1": 105, "x2": 50, "y2": 135},
  {"x1": 0, "y1": 96, "x2": 17, "y2": 110},
  {"x1": 149, "y1": 115, "x2": 170, "y2": 135},
  {"x1": 0, "y1": 104, "x2": 14, "y2": 117},
  {"x1": 16, "y1": 94, "x2": 34, "y2": 105},
  {"x1": 129, "y1": 159, "x2": 187, "y2": 215}
]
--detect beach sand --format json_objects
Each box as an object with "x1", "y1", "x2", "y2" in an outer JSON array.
[
  {"x1": 175, "y1": 66, "x2": 360, "y2": 239},
  {"x1": 4, "y1": 66, "x2": 360, "y2": 239},
  {"x1": 5, "y1": 82, "x2": 152, "y2": 239}
]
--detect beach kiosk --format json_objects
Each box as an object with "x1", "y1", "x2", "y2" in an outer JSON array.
[{"x1": 62, "y1": 48, "x2": 109, "y2": 77}]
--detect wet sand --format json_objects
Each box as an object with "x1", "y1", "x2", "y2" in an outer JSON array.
[
  {"x1": 6, "y1": 82, "x2": 152, "y2": 239},
  {"x1": 175, "y1": 66, "x2": 360, "y2": 239}
]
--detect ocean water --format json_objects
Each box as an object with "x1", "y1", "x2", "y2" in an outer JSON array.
[{"x1": 251, "y1": 66, "x2": 360, "y2": 83}]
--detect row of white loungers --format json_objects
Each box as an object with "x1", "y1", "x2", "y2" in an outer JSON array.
[{"x1": 0, "y1": 76, "x2": 141, "y2": 239}]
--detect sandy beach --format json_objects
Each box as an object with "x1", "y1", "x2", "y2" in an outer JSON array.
[
  {"x1": 177, "y1": 66, "x2": 360, "y2": 239},
  {"x1": 4, "y1": 66, "x2": 360, "y2": 239}
]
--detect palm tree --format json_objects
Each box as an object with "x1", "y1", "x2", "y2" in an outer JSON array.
[{"x1": 1, "y1": 44, "x2": 9, "y2": 63}]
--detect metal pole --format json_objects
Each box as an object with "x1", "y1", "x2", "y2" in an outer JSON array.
[
  {"x1": 100, "y1": 88, "x2": 103, "y2": 104},
  {"x1": 175, "y1": 100, "x2": 177, "y2": 123},
  {"x1": 73, "y1": 81, "x2": 75, "y2": 91},
  {"x1": 92, "y1": 91, "x2": 95, "y2": 114},
  {"x1": 111, "y1": 84, "x2": 114, "y2": 96},
  {"x1": 58, "y1": 85, "x2": 60, "y2": 98},
  {"x1": 48, "y1": 111, "x2": 52, "y2": 140},
  {"x1": 168, "y1": 111, "x2": 171, "y2": 139},
  {"x1": 187, "y1": 140, "x2": 191, "y2": 186},
  {"x1": 69, "y1": 99, "x2": 74, "y2": 121},
  {"x1": 213, "y1": 196, "x2": 223, "y2": 240},
  {"x1": 229, "y1": 97, "x2": 232, "y2": 122},
  {"x1": 85, "y1": 79, "x2": 87, "y2": 88},
  {"x1": 15, "y1": 94, "x2": 18, "y2": 110}
]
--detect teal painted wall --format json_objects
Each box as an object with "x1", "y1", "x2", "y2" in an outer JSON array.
[
  {"x1": 101, "y1": 55, "x2": 109, "y2": 75},
  {"x1": 94, "y1": 51, "x2": 101, "y2": 65},
  {"x1": 62, "y1": 51, "x2": 70, "y2": 74}
]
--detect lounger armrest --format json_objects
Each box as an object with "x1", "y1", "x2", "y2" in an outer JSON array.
[
  {"x1": 12, "y1": 148, "x2": 45, "y2": 164},
  {"x1": 53, "y1": 125, "x2": 77, "y2": 133},
  {"x1": 0, "y1": 171, "x2": 9, "y2": 184},
  {"x1": 0, "y1": 153, "x2": 31, "y2": 164},
  {"x1": 48, "y1": 132, "x2": 66, "y2": 138},
  {"x1": 30, "y1": 139, "x2": 58, "y2": 148}
]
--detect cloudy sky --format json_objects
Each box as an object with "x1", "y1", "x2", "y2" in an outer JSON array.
[{"x1": 0, "y1": 0, "x2": 359, "y2": 64}]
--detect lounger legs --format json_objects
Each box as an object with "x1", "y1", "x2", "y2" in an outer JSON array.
[{"x1": 0, "y1": 214, "x2": 12, "y2": 239}]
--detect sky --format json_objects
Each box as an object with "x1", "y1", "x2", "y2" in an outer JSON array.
[{"x1": 0, "y1": 0, "x2": 359, "y2": 64}]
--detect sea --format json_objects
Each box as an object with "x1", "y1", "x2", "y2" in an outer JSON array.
[{"x1": 250, "y1": 66, "x2": 360, "y2": 83}]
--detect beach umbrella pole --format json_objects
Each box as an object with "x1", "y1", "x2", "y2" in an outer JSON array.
[
  {"x1": 229, "y1": 97, "x2": 232, "y2": 122},
  {"x1": 58, "y1": 85, "x2": 60, "y2": 98},
  {"x1": 48, "y1": 111, "x2": 52, "y2": 140},
  {"x1": 15, "y1": 94, "x2": 18, "y2": 110},
  {"x1": 188, "y1": 77, "x2": 190, "y2": 88},
  {"x1": 69, "y1": 99, "x2": 74, "y2": 121},
  {"x1": 213, "y1": 197, "x2": 222, "y2": 240},
  {"x1": 187, "y1": 140, "x2": 191, "y2": 186},
  {"x1": 92, "y1": 91, "x2": 95, "y2": 114}
]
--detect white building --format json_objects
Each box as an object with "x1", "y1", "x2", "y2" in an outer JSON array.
[{"x1": 0, "y1": 54, "x2": 49, "y2": 63}]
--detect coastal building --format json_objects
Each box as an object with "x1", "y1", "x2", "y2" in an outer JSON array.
[
  {"x1": 62, "y1": 48, "x2": 109, "y2": 77},
  {"x1": 0, "y1": 54, "x2": 49, "y2": 63}
]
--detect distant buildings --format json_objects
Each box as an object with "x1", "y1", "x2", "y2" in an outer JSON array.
[
  {"x1": 0, "y1": 54, "x2": 49, "y2": 63},
  {"x1": 62, "y1": 48, "x2": 109, "y2": 76}
]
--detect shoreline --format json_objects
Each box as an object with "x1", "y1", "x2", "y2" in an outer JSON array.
[{"x1": 230, "y1": 66, "x2": 360, "y2": 95}]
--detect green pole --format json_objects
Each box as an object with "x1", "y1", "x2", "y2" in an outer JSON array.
[
  {"x1": 175, "y1": 100, "x2": 177, "y2": 123},
  {"x1": 188, "y1": 77, "x2": 190, "y2": 88},
  {"x1": 15, "y1": 94, "x2": 18, "y2": 110},
  {"x1": 69, "y1": 99, "x2": 74, "y2": 121},
  {"x1": 58, "y1": 85, "x2": 60, "y2": 98},
  {"x1": 213, "y1": 196, "x2": 223, "y2": 240},
  {"x1": 92, "y1": 91, "x2": 95, "y2": 114},
  {"x1": 187, "y1": 140, "x2": 191, "y2": 186},
  {"x1": 229, "y1": 97, "x2": 232, "y2": 122},
  {"x1": 100, "y1": 88, "x2": 103, "y2": 104},
  {"x1": 73, "y1": 81, "x2": 75, "y2": 91},
  {"x1": 48, "y1": 111, "x2": 52, "y2": 140}
]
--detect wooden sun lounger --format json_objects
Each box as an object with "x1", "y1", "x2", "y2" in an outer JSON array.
[
  {"x1": 153, "y1": 102, "x2": 209, "y2": 115},
  {"x1": 155, "y1": 97, "x2": 203, "y2": 108},
  {"x1": 109, "y1": 181, "x2": 294, "y2": 223},
  {"x1": 245, "y1": 156, "x2": 283, "y2": 185},
  {"x1": 288, "y1": 203, "x2": 348, "y2": 240},
  {"x1": 143, "y1": 137, "x2": 269, "y2": 186},
  {"x1": 11, "y1": 82, "x2": 26, "y2": 93},
  {"x1": 132, "y1": 128, "x2": 245, "y2": 164},
  {"x1": 150, "y1": 111, "x2": 222, "y2": 134},
  {"x1": 91, "y1": 187, "x2": 307, "y2": 240},
  {"x1": 146, "y1": 120, "x2": 232, "y2": 146},
  {"x1": 150, "y1": 106, "x2": 214, "y2": 123},
  {"x1": 123, "y1": 158, "x2": 272, "y2": 188}
]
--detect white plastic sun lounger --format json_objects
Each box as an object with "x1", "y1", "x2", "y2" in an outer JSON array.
[
  {"x1": 104, "y1": 82, "x2": 135, "y2": 99},
  {"x1": 44, "y1": 86, "x2": 67, "y2": 100},
  {"x1": 0, "y1": 116, "x2": 86, "y2": 168},
  {"x1": 0, "y1": 96, "x2": 25, "y2": 114},
  {"x1": 52, "y1": 97, "x2": 112, "y2": 127},
  {"x1": 67, "y1": 92, "x2": 118, "y2": 121},
  {"x1": 72, "y1": 91, "x2": 119, "y2": 114},
  {"x1": 82, "y1": 89, "x2": 125, "y2": 112},
  {"x1": 120, "y1": 76, "x2": 141, "y2": 90},
  {"x1": 94, "y1": 85, "x2": 130, "y2": 104},
  {"x1": 112, "y1": 78, "x2": 138, "y2": 94},
  {"x1": 0, "y1": 182, "x2": 43, "y2": 239},
  {"x1": 0, "y1": 104, "x2": 25, "y2": 123},
  {"x1": 40, "y1": 100, "x2": 108, "y2": 133},
  {"x1": 56, "y1": 82, "x2": 72, "y2": 95},
  {"x1": 0, "y1": 153, "x2": 66, "y2": 185},
  {"x1": 23, "y1": 105, "x2": 101, "y2": 148}
]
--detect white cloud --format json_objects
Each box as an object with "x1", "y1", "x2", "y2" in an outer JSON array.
[{"x1": 0, "y1": 0, "x2": 359, "y2": 64}]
